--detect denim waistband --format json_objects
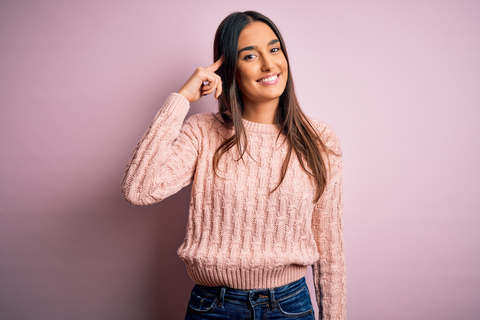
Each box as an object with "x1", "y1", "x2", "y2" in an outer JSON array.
[{"x1": 193, "y1": 276, "x2": 307, "y2": 307}]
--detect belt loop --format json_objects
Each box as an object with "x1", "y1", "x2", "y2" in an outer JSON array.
[
  {"x1": 269, "y1": 288, "x2": 276, "y2": 310},
  {"x1": 218, "y1": 287, "x2": 226, "y2": 308}
]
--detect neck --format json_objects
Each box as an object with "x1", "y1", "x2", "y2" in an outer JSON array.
[{"x1": 242, "y1": 98, "x2": 279, "y2": 124}]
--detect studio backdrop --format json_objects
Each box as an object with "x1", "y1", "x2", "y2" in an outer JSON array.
[{"x1": 1, "y1": 1, "x2": 479, "y2": 319}]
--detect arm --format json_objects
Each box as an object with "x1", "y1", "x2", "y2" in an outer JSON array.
[
  {"x1": 121, "y1": 93, "x2": 198, "y2": 205},
  {"x1": 312, "y1": 127, "x2": 347, "y2": 319},
  {"x1": 121, "y1": 58, "x2": 224, "y2": 205}
]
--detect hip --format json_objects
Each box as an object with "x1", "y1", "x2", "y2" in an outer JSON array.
[{"x1": 185, "y1": 276, "x2": 315, "y2": 320}]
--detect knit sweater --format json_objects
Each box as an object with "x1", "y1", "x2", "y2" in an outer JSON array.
[{"x1": 121, "y1": 93, "x2": 347, "y2": 319}]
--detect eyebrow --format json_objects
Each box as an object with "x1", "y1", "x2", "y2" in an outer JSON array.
[{"x1": 238, "y1": 39, "x2": 280, "y2": 54}]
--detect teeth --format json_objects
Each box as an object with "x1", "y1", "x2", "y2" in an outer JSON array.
[{"x1": 259, "y1": 75, "x2": 278, "y2": 82}]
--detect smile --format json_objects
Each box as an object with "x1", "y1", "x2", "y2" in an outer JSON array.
[{"x1": 256, "y1": 73, "x2": 280, "y2": 85}]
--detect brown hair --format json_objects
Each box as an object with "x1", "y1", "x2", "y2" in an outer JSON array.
[{"x1": 212, "y1": 11, "x2": 332, "y2": 202}]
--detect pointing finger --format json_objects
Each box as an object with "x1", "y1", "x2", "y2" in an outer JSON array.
[{"x1": 205, "y1": 56, "x2": 224, "y2": 72}]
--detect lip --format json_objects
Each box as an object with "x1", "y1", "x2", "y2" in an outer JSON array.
[{"x1": 256, "y1": 73, "x2": 280, "y2": 85}]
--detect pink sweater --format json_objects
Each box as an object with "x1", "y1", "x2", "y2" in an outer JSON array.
[{"x1": 121, "y1": 93, "x2": 347, "y2": 319}]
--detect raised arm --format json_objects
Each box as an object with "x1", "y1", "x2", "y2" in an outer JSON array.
[
  {"x1": 121, "y1": 57, "x2": 224, "y2": 205},
  {"x1": 121, "y1": 93, "x2": 198, "y2": 205},
  {"x1": 311, "y1": 125, "x2": 347, "y2": 319}
]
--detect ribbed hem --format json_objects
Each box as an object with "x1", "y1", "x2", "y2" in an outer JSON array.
[
  {"x1": 241, "y1": 118, "x2": 280, "y2": 134},
  {"x1": 185, "y1": 264, "x2": 307, "y2": 290}
]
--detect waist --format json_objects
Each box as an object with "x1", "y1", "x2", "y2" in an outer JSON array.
[
  {"x1": 194, "y1": 276, "x2": 308, "y2": 304},
  {"x1": 185, "y1": 264, "x2": 308, "y2": 289}
]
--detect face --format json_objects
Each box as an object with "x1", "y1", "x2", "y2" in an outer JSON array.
[{"x1": 235, "y1": 21, "x2": 288, "y2": 107}]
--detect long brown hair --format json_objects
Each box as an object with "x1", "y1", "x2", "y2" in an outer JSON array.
[{"x1": 212, "y1": 11, "x2": 332, "y2": 202}]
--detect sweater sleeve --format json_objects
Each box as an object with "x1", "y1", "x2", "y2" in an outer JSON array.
[
  {"x1": 311, "y1": 125, "x2": 347, "y2": 320},
  {"x1": 121, "y1": 93, "x2": 199, "y2": 205}
]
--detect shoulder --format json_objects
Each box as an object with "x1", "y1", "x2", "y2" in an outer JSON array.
[
  {"x1": 308, "y1": 118, "x2": 343, "y2": 156},
  {"x1": 182, "y1": 112, "x2": 227, "y2": 137},
  {"x1": 184, "y1": 112, "x2": 223, "y2": 129}
]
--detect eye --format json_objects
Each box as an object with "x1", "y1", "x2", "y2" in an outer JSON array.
[
  {"x1": 243, "y1": 54, "x2": 256, "y2": 60},
  {"x1": 271, "y1": 47, "x2": 280, "y2": 53}
]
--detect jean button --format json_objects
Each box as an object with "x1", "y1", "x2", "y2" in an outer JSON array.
[{"x1": 252, "y1": 293, "x2": 259, "y2": 301}]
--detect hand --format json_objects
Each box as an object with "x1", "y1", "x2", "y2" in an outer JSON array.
[{"x1": 177, "y1": 56, "x2": 224, "y2": 103}]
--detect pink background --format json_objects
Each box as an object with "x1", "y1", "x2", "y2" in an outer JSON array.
[{"x1": 1, "y1": 1, "x2": 479, "y2": 319}]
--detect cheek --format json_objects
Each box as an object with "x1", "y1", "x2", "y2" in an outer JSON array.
[
  {"x1": 281, "y1": 59, "x2": 288, "y2": 72},
  {"x1": 281, "y1": 62, "x2": 288, "y2": 82},
  {"x1": 237, "y1": 71, "x2": 255, "y2": 90},
  {"x1": 235, "y1": 72, "x2": 245, "y2": 91}
]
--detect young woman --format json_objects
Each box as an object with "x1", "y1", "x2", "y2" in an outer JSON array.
[{"x1": 122, "y1": 11, "x2": 346, "y2": 320}]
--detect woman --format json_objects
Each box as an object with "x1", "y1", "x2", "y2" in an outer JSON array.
[{"x1": 122, "y1": 11, "x2": 346, "y2": 320}]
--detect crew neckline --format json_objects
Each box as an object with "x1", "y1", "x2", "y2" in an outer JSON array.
[{"x1": 241, "y1": 117, "x2": 280, "y2": 134}]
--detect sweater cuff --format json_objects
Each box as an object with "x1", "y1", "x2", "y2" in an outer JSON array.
[{"x1": 156, "y1": 92, "x2": 191, "y2": 124}]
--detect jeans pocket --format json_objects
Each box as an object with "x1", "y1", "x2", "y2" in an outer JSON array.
[
  {"x1": 187, "y1": 286, "x2": 218, "y2": 313},
  {"x1": 276, "y1": 286, "x2": 313, "y2": 317}
]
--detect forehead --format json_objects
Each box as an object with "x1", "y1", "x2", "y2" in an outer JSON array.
[{"x1": 237, "y1": 21, "x2": 278, "y2": 48}]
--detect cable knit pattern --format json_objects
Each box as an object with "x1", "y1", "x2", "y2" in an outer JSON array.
[{"x1": 121, "y1": 93, "x2": 346, "y2": 319}]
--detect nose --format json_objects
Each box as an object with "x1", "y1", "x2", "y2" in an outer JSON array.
[{"x1": 261, "y1": 55, "x2": 275, "y2": 72}]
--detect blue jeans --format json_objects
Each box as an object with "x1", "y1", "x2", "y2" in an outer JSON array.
[{"x1": 184, "y1": 277, "x2": 315, "y2": 319}]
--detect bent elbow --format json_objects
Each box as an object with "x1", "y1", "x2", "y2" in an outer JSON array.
[
  {"x1": 122, "y1": 190, "x2": 141, "y2": 206},
  {"x1": 121, "y1": 186, "x2": 147, "y2": 206},
  {"x1": 123, "y1": 195, "x2": 144, "y2": 206},
  {"x1": 121, "y1": 186, "x2": 163, "y2": 206}
]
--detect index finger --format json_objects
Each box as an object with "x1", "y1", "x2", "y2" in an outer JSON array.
[{"x1": 205, "y1": 56, "x2": 224, "y2": 72}]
